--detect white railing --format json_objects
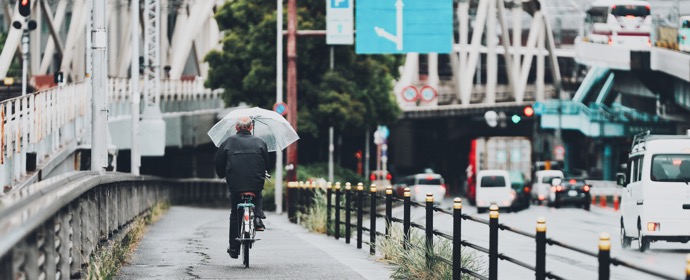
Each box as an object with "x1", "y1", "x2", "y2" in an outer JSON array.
[
  {"x1": 0, "y1": 81, "x2": 91, "y2": 188},
  {"x1": 108, "y1": 77, "x2": 224, "y2": 118},
  {"x1": 1, "y1": 77, "x2": 224, "y2": 190}
]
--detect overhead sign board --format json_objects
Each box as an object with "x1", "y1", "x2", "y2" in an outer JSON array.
[
  {"x1": 356, "y1": 0, "x2": 453, "y2": 54},
  {"x1": 327, "y1": 0, "x2": 354, "y2": 45}
]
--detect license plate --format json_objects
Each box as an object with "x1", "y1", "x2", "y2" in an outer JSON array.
[{"x1": 568, "y1": 190, "x2": 577, "y2": 197}]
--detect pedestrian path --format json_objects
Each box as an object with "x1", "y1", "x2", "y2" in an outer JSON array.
[{"x1": 118, "y1": 206, "x2": 394, "y2": 279}]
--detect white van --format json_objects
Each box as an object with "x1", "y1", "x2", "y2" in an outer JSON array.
[
  {"x1": 618, "y1": 132, "x2": 690, "y2": 252},
  {"x1": 476, "y1": 170, "x2": 515, "y2": 213},
  {"x1": 532, "y1": 170, "x2": 565, "y2": 204},
  {"x1": 404, "y1": 173, "x2": 447, "y2": 205}
]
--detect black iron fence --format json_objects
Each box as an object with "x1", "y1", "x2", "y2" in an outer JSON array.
[{"x1": 287, "y1": 181, "x2": 685, "y2": 280}]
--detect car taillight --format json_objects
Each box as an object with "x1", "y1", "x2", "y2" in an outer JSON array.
[
  {"x1": 440, "y1": 184, "x2": 446, "y2": 193},
  {"x1": 647, "y1": 222, "x2": 660, "y2": 232},
  {"x1": 524, "y1": 186, "x2": 530, "y2": 193},
  {"x1": 583, "y1": 185, "x2": 590, "y2": 192},
  {"x1": 556, "y1": 186, "x2": 563, "y2": 192}
]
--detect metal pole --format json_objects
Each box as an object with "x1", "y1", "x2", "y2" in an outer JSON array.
[
  {"x1": 131, "y1": 0, "x2": 140, "y2": 175},
  {"x1": 21, "y1": 28, "x2": 28, "y2": 96},
  {"x1": 453, "y1": 198, "x2": 462, "y2": 280},
  {"x1": 329, "y1": 126, "x2": 334, "y2": 183},
  {"x1": 385, "y1": 186, "x2": 392, "y2": 236},
  {"x1": 275, "y1": 0, "x2": 284, "y2": 214},
  {"x1": 489, "y1": 205, "x2": 499, "y2": 280},
  {"x1": 357, "y1": 183, "x2": 364, "y2": 249},
  {"x1": 345, "y1": 182, "x2": 352, "y2": 244},
  {"x1": 335, "y1": 182, "x2": 341, "y2": 240},
  {"x1": 91, "y1": 0, "x2": 108, "y2": 171},
  {"x1": 598, "y1": 233, "x2": 611, "y2": 280},
  {"x1": 364, "y1": 130, "x2": 370, "y2": 184},
  {"x1": 403, "y1": 187, "x2": 411, "y2": 249},
  {"x1": 326, "y1": 182, "x2": 332, "y2": 236},
  {"x1": 536, "y1": 218, "x2": 547, "y2": 280},
  {"x1": 370, "y1": 184, "x2": 377, "y2": 255},
  {"x1": 286, "y1": 0, "x2": 298, "y2": 182},
  {"x1": 426, "y1": 193, "x2": 434, "y2": 268}
]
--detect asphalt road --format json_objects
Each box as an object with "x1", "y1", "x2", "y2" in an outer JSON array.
[{"x1": 118, "y1": 206, "x2": 394, "y2": 280}]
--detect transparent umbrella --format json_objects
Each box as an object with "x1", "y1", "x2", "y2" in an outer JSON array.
[{"x1": 207, "y1": 107, "x2": 299, "y2": 152}]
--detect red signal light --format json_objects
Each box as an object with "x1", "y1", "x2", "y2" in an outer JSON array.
[
  {"x1": 386, "y1": 173, "x2": 392, "y2": 181},
  {"x1": 18, "y1": 0, "x2": 31, "y2": 17},
  {"x1": 370, "y1": 173, "x2": 376, "y2": 181},
  {"x1": 523, "y1": 106, "x2": 534, "y2": 117}
]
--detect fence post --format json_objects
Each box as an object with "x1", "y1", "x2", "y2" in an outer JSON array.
[
  {"x1": 287, "y1": 182, "x2": 297, "y2": 223},
  {"x1": 327, "y1": 181, "x2": 332, "y2": 236},
  {"x1": 536, "y1": 217, "x2": 546, "y2": 280},
  {"x1": 489, "y1": 204, "x2": 499, "y2": 280},
  {"x1": 453, "y1": 198, "x2": 462, "y2": 280},
  {"x1": 385, "y1": 186, "x2": 392, "y2": 236},
  {"x1": 598, "y1": 232, "x2": 611, "y2": 280},
  {"x1": 345, "y1": 182, "x2": 352, "y2": 244},
  {"x1": 357, "y1": 183, "x2": 364, "y2": 249},
  {"x1": 370, "y1": 184, "x2": 377, "y2": 255},
  {"x1": 335, "y1": 182, "x2": 341, "y2": 240},
  {"x1": 403, "y1": 187, "x2": 411, "y2": 250},
  {"x1": 426, "y1": 193, "x2": 434, "y2": 267}
]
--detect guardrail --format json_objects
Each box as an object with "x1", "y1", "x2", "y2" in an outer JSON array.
[
  {"x1": 287, "y1": 181, "x2": 682, "y2": 280},
  {"x1": 0, "y1": 172, "x2": 228, "y2": 279}
]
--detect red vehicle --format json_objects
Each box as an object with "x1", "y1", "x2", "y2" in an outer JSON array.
[{"x1": 465, "y1": 137, "x2": 532, "y2": 205}]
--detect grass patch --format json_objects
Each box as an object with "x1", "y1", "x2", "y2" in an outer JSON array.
[
  {"x1": 297, "y1": 188, "x2": 349, "y2": 237},
  {"x1": 379, "y1": 224, "x2": 485, "y2": 280},
  {"x1": 85, "y1": 201, "x2": 169, "y2": 279}
]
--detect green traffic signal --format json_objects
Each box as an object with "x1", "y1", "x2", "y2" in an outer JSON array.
[{"x1": 511, "y1": 114, "x2": 521, "y2": 124}]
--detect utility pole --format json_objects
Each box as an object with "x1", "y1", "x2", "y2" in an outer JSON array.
[
  {"x1": 91, "y1": 0, "x2": 108, "y2": 171},
  {"x1": 131, "y1": 0, "x2": 140, "y2": 175},
  {"x1": 286, "y1": 0, "x2": 298, "y2": 182},
  {"x1": 328, "y1": 46, "x2": 334, "y2": 183},
  {"x1": 275, "y1": 0, "x2": 284, "y2": 214}
]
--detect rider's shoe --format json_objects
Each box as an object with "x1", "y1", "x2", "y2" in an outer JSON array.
[
  {"x1": 255, "y1": 217, "x2": 265, "y2": 231},
  {"x1": 227, "y1": 247, "x2": 239, "y2": 259}
]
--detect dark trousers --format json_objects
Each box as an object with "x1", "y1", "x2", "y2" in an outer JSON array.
[{"x1": 229, "y1": 191, "x2": 265, "y2": 251}]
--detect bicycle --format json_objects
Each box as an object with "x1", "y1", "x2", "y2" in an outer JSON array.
[
  {"x1": 235, "y1": 172, "x2": 270, "y2": 268},
  {"x1": 236, "y1": 191, "x2": 258, "y2": 268}
]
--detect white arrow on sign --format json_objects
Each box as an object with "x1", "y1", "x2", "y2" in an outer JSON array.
[{"x1": 374, "y1": 0, "x2": 403, "y2": 51}]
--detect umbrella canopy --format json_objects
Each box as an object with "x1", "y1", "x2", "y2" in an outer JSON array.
[{"x1": 208, "y1": 107, "x2": 299, "y2": 152}]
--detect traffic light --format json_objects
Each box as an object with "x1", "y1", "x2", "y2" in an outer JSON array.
[
  {"x1": 18, "y1": 0, "x2": 31, "y2": 17},
  {"x1": 523, "y1": 106, "x2": 534, "y2": 117},
  {"x1": 511, "y1": 114, "x2": 521, "y2": 124}
]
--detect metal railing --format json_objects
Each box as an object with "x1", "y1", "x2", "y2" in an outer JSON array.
[
  {"x1": 0, "y1": 78, "x2": 223, "y2": 193},
  {"x1": 288, "y1": 181, "x2": 683, "y2": 280},
  {"x1": 0, "y1": 172, "x2": 228, "y2": 279}
]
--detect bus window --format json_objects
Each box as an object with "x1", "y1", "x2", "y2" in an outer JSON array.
[{"x1": 611, "y1": 5, "x2": 650, "y2": 17}]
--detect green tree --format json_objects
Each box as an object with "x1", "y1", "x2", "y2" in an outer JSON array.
[{"x1": 205, "y1": 0, "x2": 402, "y2": 141}]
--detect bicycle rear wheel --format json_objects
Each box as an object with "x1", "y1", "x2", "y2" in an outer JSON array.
[{"x1": 242, "y1": 234, "x2": 250, "y2": 267}]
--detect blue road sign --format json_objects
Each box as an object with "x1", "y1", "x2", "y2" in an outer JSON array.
[
  {"x1": 331, "y1": 0, "x2": 349, "y2": 8},
  {"x1": 356, "y1": 0, "x2": 453, "y2": 54},
  {"x1": 273, "y1": 102, "x2": 288, "y2": 116}
]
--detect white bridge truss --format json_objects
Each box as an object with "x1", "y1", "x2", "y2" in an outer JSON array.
[{"x1": 396, "y1": 0, "x2": 564, "y2": 109}]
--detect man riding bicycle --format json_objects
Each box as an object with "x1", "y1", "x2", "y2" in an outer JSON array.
[{"x1": 214, "y1": 116, "x2": 268, "y2": 259}]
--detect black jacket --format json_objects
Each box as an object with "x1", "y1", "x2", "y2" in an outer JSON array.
[{"x1": 214, "y1": 130, "x2": 270, "y2": 192}]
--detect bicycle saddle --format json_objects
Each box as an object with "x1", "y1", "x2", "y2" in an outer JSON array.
[{"x1": 240, "y1": 192, "x2": 257, "y2": 198}]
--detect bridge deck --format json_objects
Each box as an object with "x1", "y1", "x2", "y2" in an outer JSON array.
[{"x1": 118, "y1": 206, "x2": 393, "y2": 279}]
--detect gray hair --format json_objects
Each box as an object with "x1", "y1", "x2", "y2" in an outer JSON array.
[{"x1": 235, "y1": 116, "x2": 253, "y2": 131}]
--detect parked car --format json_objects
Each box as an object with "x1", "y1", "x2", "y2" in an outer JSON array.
[
  {"x1": 509, "y1": 170, "x2": 531, "y2": 210},
  {"x1": 396, "y1": 173, "x2": 447, "y2": 205},
  {"x1": 532, "y1": 170, "x2": 564, "y2": 204},
  {"x1": 548, "y1": 178, "x2": 591, "y2": 210},
  {"x1": 476, "y1": 170, "x2": 515, "y2": 213}
]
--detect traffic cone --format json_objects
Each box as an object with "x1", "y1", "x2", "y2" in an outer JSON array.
[
  {"x1": 591, "y1": 195, "x2": 596, "y2": 205},
  {"x1": 600, "y1": 195, "x2": 607, "y2": 208},
  {"x1": 613, "y1": 194, "x2": 619, "y2": 211}
]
